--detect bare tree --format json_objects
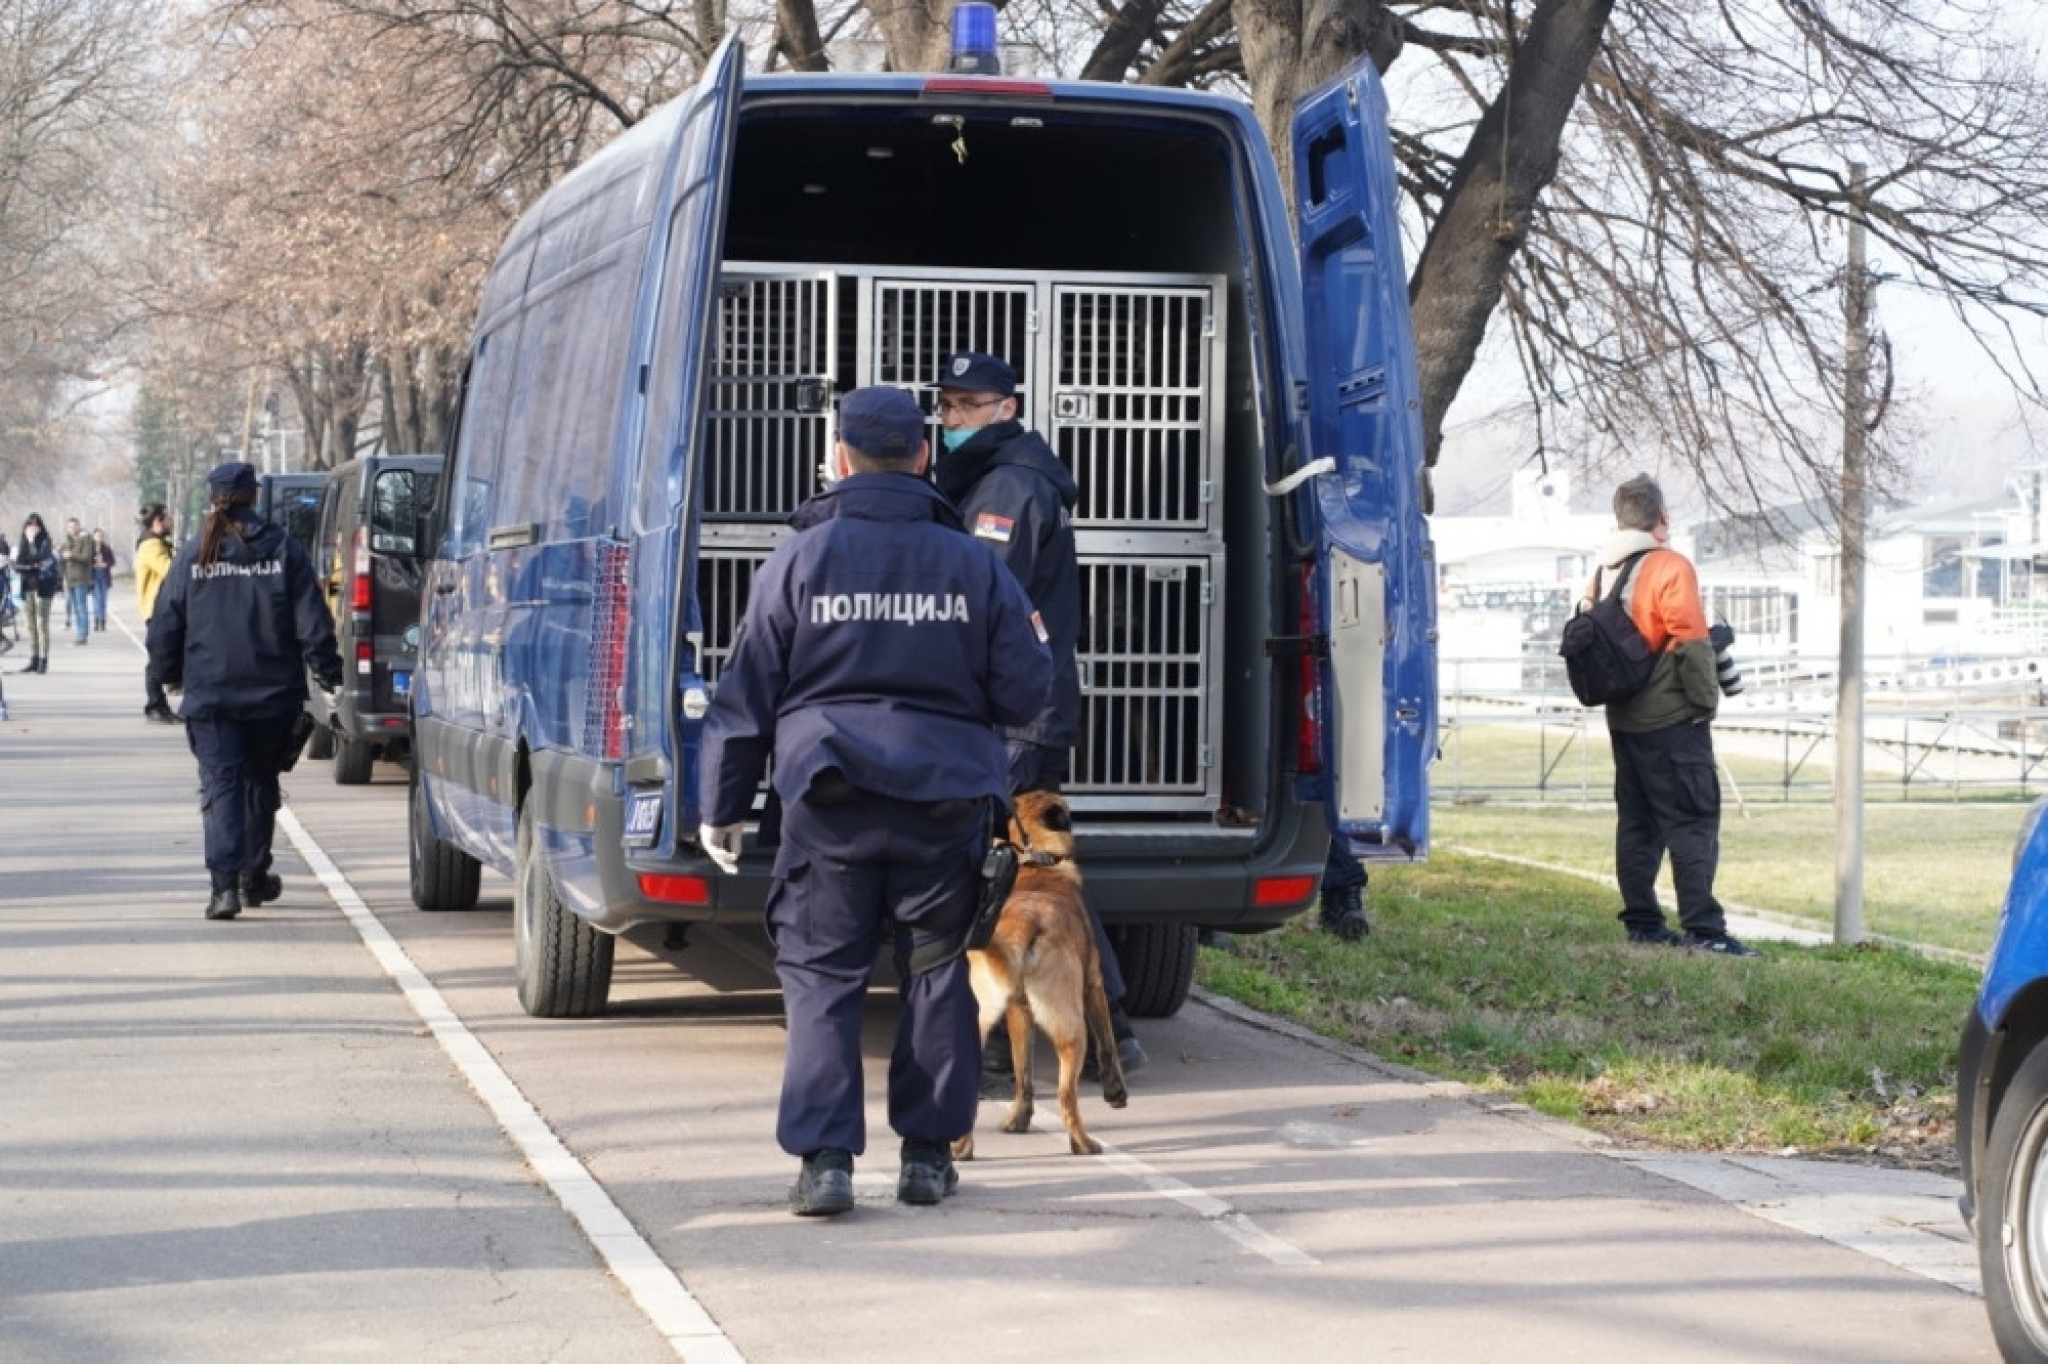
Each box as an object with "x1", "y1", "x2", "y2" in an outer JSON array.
[
  {"x1": 0, "y1": 0, "x2": 161, "y2": 499},
  {"x1": 156, "y1": 0, "x2": 2048, "y2": 521}
]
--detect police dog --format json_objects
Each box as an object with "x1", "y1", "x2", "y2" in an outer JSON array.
[{"x1": 953, "y1": 790, "x2": 1128, "y2": 1159}]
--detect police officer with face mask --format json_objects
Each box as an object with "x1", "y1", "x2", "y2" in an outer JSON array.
[
  {"x1": 147, "y1": 462, "x2": 342, "y2": 921},
  {"x1": 697, "y1": 385, "x2": 1052, "y2": 1217},
  {"x1": 931, "y1": 350, "x2": 1148, "y2": 1072}
]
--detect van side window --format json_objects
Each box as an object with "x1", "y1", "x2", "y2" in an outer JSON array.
[{"x1": 494, "y1": 233, "x2": 646, "y2": 540}]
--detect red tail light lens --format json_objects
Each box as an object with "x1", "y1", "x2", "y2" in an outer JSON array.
[
  {"x1": 1253, "y1": 875, "x2": 1318, "y2": 908},
  {"x1": 350, "y1": 526, "x2": 372, "y2": 613},
  {"x1": 638, "y1": 873, "x2": 711, "y2": 905}
]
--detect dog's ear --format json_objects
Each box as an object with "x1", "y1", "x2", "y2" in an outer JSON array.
[{"x1": 1042, "y1": 797, "x2": 1073, "y2": 834}]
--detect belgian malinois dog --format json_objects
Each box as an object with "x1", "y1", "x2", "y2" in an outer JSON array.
[{"x1": 953, "y1": 790, "x2": 1129, "y2": 1159}]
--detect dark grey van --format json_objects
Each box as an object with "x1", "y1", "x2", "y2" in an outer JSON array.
[
  {"x1": 308, "y1": 454, "x2": 441, "y2": 783},
  {"x1": 410, "y1": 33, "x2": 1437, "y2": 1020}
]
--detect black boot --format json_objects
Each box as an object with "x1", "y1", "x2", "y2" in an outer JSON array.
[
  {"x1": 1318, "y1": 883, "x2": 1370, "y2": 941},
  {"x1": 241, "y1": 871, "x2": 283, "y2": 906},
  {"x1": 205, "y1": 887, "x2": 243, "y2": 921},
  {"x1": 16, "y1": 655, "x2": 34, "y2": 673},
  {"x1": 36, "y1": 655, "x2": 47, "y2": 674}
]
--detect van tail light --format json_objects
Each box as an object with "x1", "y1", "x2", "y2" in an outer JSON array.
[
  {"x1": 350, "y1": 526, "x2": 372, "y2": 613},
  {"x1": 584, "y1": 541, "x2": 631, "y2": 762},
  {"x1": 356, "y1": 639, "x2": 373, "y2": 676},
  {"x1": 1297, "y1": 565, "x2": 1323, "y2": 776}
]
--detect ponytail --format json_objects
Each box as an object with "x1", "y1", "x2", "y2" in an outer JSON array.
[{"x1": 196, "y1": 488, "x2": 257, "y2": 567}]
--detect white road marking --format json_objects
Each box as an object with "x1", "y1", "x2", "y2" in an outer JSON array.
[
  {"x1": 278, "y1": 806, "x2": 745, "y2": 1364},
  {"x1": 1095, "y1": 1146, "x2": 1319, "y2": 1266}
]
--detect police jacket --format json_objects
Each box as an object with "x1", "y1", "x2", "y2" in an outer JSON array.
[
  {"x1": 933, "y1": 419, "x2": 1082, "y2": 748},
  {"x1": 1589, "y1": 530, "x2": 1720, "y2": 734},
  {"x1": 146, "y1": 508, "x2": 342, "y2": 720},
  {"x1": 698, "y1": 473, "x2": 1053, "y2": 826}
]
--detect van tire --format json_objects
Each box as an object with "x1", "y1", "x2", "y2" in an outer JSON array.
[
  {"x1": 1980, "y1": 1038, "x2": 2048, "y2": 1358},
  {"x1": 1109, "y1": 922, "x2": 1196, "y2": 1018},
  {"x1": 514, "y1": 803, "x2": 613, "y2": 1018},
  {"x1": 306, "y1": 724, "x2": 334, "y2": 761},
  {"x1": 410, "y1": 774, "x2": 480, "y2": 910},
  {"x1": 332, "y1": 733, "x2": 374, "y2": 785}
]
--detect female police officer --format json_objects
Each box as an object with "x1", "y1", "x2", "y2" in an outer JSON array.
[
  {"x1": 147, "y1": 461, "x2": 342, "y2": 920},
  {"x1": 697, "y1": 386, "x2": 1051, "y2": 1216}
]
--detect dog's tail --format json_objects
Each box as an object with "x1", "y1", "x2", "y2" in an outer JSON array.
[{"x1": 1084, "y1": 950, "x2": 1128, "y2": 1108}]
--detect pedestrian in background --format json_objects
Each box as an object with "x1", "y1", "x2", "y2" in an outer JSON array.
[
  {"x1": 59, "y1": 517, "x2": 92, "y2": 645},
  {"x1": 13, "y1": 514, "x2": 57, "y2": 673},
  {"x1": 89, "y1": 528, "x2": 115, "y2": 632},
  {"x1": 697, "y1": 385, "x2": 1052, "y2": 1217},
  {"x1": 135, "y1": 504, "x2": 179, "y2": 724},
  {"x1": 930, "y1": 349, "x2": 1148, "y2": 1072},
  {"x1": 147, "y1": 462, "x2": 341, "y2": 921},
  {"x1": 1592, "y1": 473, "x2": 1757, "y2": 958}
]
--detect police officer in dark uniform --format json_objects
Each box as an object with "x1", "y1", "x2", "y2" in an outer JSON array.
[
  {"x1": 147, "y1": 461, "x2": 341, "y2": 921},
  {"x1": 931, "y1": 350, "x2": 1148, "y2": 1070},
  {"x1": 697, "y1": 386, "x2": 1052, "y2": 1218}
]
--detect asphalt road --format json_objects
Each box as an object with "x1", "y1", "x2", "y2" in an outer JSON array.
[{"x1": 0, "y1": 603, "x2": 1999, "y2": 1361}]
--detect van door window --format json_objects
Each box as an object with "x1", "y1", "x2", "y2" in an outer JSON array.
[
  {"x1": 495, "y1": 233, "x2": 646, "y2": 540},
  {"x1": 371, "y1": 470, "x2": 438, "y2": 555}
]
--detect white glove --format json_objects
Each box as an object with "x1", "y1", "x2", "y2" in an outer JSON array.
[{"x1": 699, "y1": 822, "x2": 743, "y2": 874}]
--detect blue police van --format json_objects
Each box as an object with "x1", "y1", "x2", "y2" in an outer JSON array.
[{"x1": 408, "y1": 22, "x2": 1437, "y2": 1020}]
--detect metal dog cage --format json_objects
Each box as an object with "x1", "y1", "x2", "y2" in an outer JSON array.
[{"x1": 702, "y1": 264, "x2": 1229, "y2": 813}]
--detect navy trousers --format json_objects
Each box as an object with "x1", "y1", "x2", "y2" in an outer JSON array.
[
  {"x1": 185, "y1": 714, "x2": 298, "y2": 893},
  {"x1": 1610, "y1": 720, "x2": 1727, "y2": 937},
  {"x1": 768, "y1": 792, "x2": 985, "y2": 1158}
]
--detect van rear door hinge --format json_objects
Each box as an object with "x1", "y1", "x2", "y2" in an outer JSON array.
[{"x1": 1264, "y1": 634, "x2": 1328, "y2": 660}]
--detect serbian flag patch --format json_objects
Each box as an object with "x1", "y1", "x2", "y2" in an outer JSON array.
[
  {"x1": 973, "y1": 512, "x2": 1016, "y2": 543},
  {"x1": 1029, "y1": 610, "x2": 1049, "y2": 643}
]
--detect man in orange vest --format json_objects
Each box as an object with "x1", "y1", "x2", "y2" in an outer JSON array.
[{"x1": 1591, "y1": 474, "x2": 1758, "y2": 957}]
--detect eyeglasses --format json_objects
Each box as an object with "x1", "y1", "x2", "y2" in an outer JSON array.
[{"x1": 936, "y1": 395, "x2": 1006, "y2": 418}]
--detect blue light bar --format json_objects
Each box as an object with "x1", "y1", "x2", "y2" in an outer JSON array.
[{"x1": 947, "y1": 3, "x2": 1001, "y2": 75}]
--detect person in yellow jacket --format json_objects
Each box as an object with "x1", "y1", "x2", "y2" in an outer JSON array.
[
  {"x1": 135, "y1": 503, "x2": 178, "y2": 723},
  {"x1": 1589, "y1": 474, "x2": 1757, "y2": 957}
]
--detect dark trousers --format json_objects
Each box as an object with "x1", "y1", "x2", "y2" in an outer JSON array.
[
  {"x1": 185, "y1": 714, "x2": 298, "y2": 892},
  {"x1": 1003, "y1": 739, "x2": 1127, "y2": 1005},
  {"x1": 768, "y1": 792, "x2": 984, "y2": 1158},
  {"x1": 1322, "y1": 841, "x2": 1367, "y2": 893},
  {"x1": 1611, "y1": 721, "x2": 1726, "y2": 937}
]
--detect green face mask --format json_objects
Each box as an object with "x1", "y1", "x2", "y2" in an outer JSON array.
[{"x1": 941, "y1": 427, "x2": 977, "y2": 453}]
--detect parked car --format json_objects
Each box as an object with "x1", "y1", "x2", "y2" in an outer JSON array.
[
  {"x1": 257, "y1": 471, "x2": 326, "y2": 561},
  {"x1": 307, "y1": 454, "x2": 441, "y2": 783},
  {"x1": 1961, "y1": 796, "x2": 2048, "y2": 1357},
  {"x1": 408, "y1": 21, "x2": 1437, "y2": 1020}
]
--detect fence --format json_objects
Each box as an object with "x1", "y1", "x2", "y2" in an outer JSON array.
[{"x1": 1436, "y1": 652, "x2": 2048, "y2": 805}]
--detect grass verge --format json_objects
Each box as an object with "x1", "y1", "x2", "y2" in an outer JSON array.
[{"x1": 1197, "y1": 849, "x2": 1978, "y2": 1172}]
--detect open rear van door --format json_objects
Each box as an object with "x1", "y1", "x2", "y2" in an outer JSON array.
[
  {"x1": 1291, "y1": 56, "x2": 1438, "y2": 859},
  {"x1": 622, "y1": 38, "x2": 744, "y2": 862}
]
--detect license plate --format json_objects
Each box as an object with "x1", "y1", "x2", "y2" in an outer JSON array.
[{"x1": 392, "y1": 670, "x2": 412, "y2": 696}]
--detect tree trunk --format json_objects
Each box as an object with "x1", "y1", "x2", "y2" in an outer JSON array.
[
  {"x1": 774, "y1": 0, "x2": 829, "y2": 71},
  {"x1": 1405, "y1": 0, "x2": 1614, "y2": 466}
]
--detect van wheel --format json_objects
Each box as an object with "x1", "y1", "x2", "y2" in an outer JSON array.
[
  {"x1": 1980, "y1": 1040, "x2": 2048, "y2": 1358},
  {"x1": 306, "y1": 724, "x2": 334, "y2": 760},
  {"x1": 1110, "y1": 922, "x2": 1196, "y2": 1018},
  {"x1": 513, "y1": 803, "x2": 613, "y2": 1018},
  {"x1": 332, "y1": 733, "x2": 374, "y2": 785},
  {"x1": 410, "y1": 774, "x2": 480, "y2": 911}
]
